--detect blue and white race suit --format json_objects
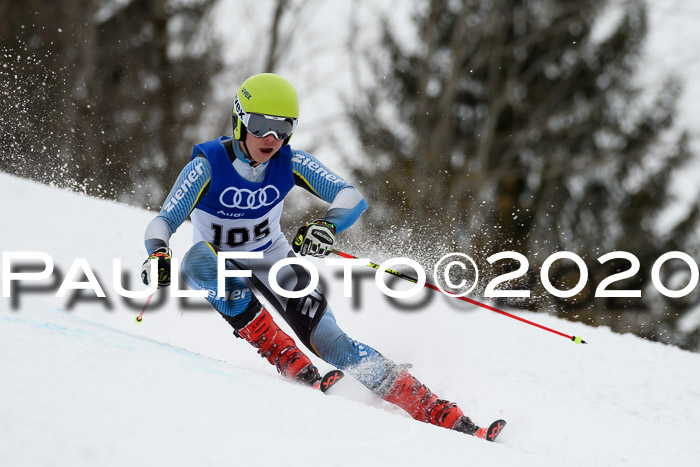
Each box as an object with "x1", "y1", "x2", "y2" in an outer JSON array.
[{"x1": 144, "y1": 136, "x2": 388, "y2": 388}]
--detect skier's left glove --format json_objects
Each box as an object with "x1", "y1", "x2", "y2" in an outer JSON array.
[
  {"x1": 141, "y1": 247, "x2": 172, "y2": 287},
  {"x1": 292, "y1": 220, "x2": 336, "y2": 257}
]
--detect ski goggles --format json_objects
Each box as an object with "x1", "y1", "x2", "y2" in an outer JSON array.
[{"x1": 235, "y1": 96, "x2": 297, "y2": 140}]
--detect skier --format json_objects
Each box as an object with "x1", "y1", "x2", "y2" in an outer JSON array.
[{"x1": 141, "y1": 73, "x2": 503, "y2": 440}]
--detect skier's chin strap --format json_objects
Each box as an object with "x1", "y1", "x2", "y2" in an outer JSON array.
[
  {"x1": 241, "y1": 139, "x2": 259, "y2": 167},
  {"x1": 231, "y1": 135, "x2": 260, "y2": 167}
]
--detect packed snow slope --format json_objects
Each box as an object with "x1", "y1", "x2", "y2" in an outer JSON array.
[{"x1": 1, "y1": 172, "x2": 699, "y2": 467}]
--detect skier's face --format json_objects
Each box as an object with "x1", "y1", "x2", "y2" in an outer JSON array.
[{"x1": 244, "y1": 133, "x2": 283, "y2": 165}]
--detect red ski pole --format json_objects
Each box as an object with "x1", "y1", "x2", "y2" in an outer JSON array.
[{"x1": 332, "y1": 249, "x2": 586, "y2": 344}]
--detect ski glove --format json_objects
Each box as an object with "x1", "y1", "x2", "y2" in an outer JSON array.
[
  {"x1": 141, "y1": 247, "x2": 172, "y2": 287},
  {"x1": 292, "y1": 220, "x2": 336, "y2": 257}
]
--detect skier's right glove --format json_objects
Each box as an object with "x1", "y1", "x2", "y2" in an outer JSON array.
[{"x1": 141, "y1": 247, "x2": 172, "y2": 287}]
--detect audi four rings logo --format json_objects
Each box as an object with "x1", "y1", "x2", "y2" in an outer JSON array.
[{"x1": 219, "y1": 186, "x2": 281, "y2": 209}]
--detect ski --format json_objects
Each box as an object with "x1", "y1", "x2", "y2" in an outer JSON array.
[
  {"x1": 455, "y1": 415, "x2": 507, "y2": 442},
  {"x1": 314, "y1": 369, "x2": 344, "y2": 393},
  {"x1": 484, "y1": 419, "x2": 506, "y2": 442}
]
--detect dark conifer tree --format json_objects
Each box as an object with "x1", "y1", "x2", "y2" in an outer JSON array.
[
  {"x1": 0, "y1": 0, "x2": 221, "y2": 206},
  {"x1": 347, "y1": 0, "x2": 700, "y2": 350}
]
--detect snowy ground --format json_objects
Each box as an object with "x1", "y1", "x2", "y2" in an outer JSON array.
[{"x1": 1, "y1": 173, "x2": 700, "y2": 466}]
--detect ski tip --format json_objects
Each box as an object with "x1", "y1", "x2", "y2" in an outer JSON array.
[
  {"x1": 486, "y1": 419, "x2": 506, "y2": 442},
  {"x1": 319, "y1": 370, "x2": 344, "y2": 394}
]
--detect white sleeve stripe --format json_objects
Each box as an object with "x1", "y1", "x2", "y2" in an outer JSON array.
[
  {"x1": 144, "y1": 217, "x2": 173, "y2": 245},
  {"x1": 329, "y1": 186, "x2": 364, "y2": 210}
]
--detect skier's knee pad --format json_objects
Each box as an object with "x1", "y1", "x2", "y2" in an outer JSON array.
[
  {"x1": 311, "y1": 312, "x2": 387, "y2": 388},
  {"x1": 181, "y1": 241, "x2": 219, "y2": 287}
]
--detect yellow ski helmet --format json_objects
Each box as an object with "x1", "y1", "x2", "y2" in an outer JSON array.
[{"x1": 232, "y1": 73, "x2": 299, "y2": 145}]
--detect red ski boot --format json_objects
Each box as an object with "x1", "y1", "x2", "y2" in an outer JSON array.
[
  {"x1": 380, "y1": 368, "x2": 464, "y2": 429},
  {"x1": 380, "y1": 368, "x2": 506, "y2": 440},
  {"x1": 236, "y1": 307, "x2": 321, "y2": 386}
]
